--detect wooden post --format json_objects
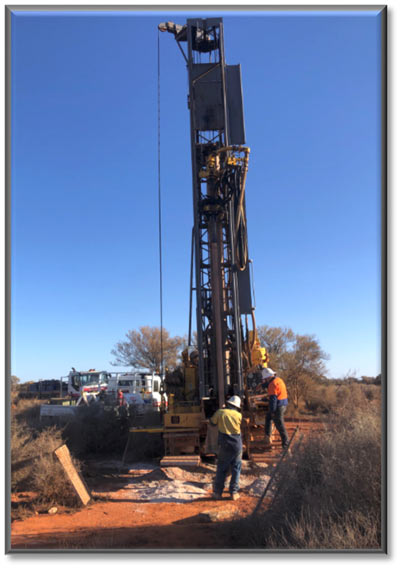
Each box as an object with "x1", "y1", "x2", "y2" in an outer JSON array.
[{"x1": 54, "y1": 444, "x2": 91, "y2": 506}]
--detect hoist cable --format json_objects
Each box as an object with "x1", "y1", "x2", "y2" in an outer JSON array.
[{"x1": 157, "y1": 30, "x2": 164, "y2": 378}]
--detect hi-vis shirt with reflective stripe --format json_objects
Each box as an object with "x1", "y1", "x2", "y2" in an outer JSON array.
[{"x1": 210, "y1": 408, "x2": 242, "y2": 435}]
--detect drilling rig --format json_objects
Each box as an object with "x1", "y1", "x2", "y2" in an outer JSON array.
[
  {"x1": 127, "y1": 18, "x2": 269, "y2": 464},
  {"x1": 156, "y1": 18, "x2": 270, "y2": 462}
]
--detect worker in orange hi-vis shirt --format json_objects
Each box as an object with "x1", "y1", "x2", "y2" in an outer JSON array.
[
  {"x1": 117, "y1": 389, "x2": 125, "y2": 407},
  {"x1": 260, "y1": 368, "x2": 289, "y2": 450}
]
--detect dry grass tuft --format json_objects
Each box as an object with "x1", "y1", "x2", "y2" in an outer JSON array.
[
  {"x1": 12, "y1": 397, "x2": 42, "y2": 429},
  {"x1": 232, "y1": 404, "x2": 382, "y2": 550},
  {"x1": 11, "y1": 402, "x2": 81, "y2": 518},
  {"x1": 304, "y1": 382, "x2": 381, "y2": 416}
]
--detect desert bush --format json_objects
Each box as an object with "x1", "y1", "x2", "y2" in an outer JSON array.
[
  {"x1": 286, "y1": 402, "x2": 301, "y2": 418},
  {"x1": 11, "y1": 398, "x2": 84, "y2": 515},
  {"x1": 126, "y1": 431, "x2": 164, "y2": 461},
  {"x1": 32, "y1": 446, "x2": 81, "y2": 508},
  {"x1": 11, "y1": 417, "x2": 79, "y2": 508},
  {"x1": 232, "y1": 405, "x2": 382, "y2": 550},
  {"x1": 336, "y1": 383, "x2": 366, "y2": 411},
  {"x1": 11, "y1": 417, "x2": 37, "y2": 491},
  {"x1": 304, "y1": 382, "x2": 381, "y2": 416},
  {"x1": 362, "y1": 385, "x2": 381, "y2": 404},
  {"x1": 304, "y1": 385, "x2": 337, "y2": 414},
  {"x1": 12, "y1": 398, "x2": 42, "y2": 430},
  {"x1": 364, "y1": 387, "x2": 376, "y2": 402},
  {"x1": 258, "y1": 508, "x2": 381, "y2": 550},
  {"x1": 63, "y1": 403, "x2": 164, "y2": 457},
  {"x1": 63, "y1": 404, "x2": 130, "y2": 456}
]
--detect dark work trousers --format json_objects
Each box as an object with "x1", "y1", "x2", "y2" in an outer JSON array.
[
  {"x1": 265, "y1": 405, "x2": 289, "y2": 448},
  {"x1": 214, "y1": 433, "x2": 242, "y2": 496}
]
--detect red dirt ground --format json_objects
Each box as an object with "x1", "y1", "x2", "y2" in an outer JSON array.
[
  {"x1": 10, "y1": 418, "x2": 323, "y2": 551},
  {"x1": 11, "y1": 491, "x2": 259, "y2": 550}
]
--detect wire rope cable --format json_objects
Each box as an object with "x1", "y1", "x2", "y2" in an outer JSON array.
[{"x1": 157, "y1": 30, "x2": 164, "y2": 379}]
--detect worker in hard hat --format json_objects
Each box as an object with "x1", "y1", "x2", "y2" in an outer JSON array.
[
  {"x1": 209, "y1": 395, "x2": 243, "y2": 501},
  {"x1": 259, "y1": 368, "x2": 289, "y2": 450}
]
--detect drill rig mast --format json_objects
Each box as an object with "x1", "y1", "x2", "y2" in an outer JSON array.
[
  {"x1": 160, "y1": 18, "x2": 261, "y2": 413},
  {"x1": 122, "y1": 18, "x2": 270, "y2": 465}
]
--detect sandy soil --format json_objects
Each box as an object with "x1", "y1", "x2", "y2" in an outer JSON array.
[
  {"x1": 10, "y1": 418, "x2": 323, "y2": 551},
  {"x1": 11, "y1": 461, "x2": 270, "y2": 550}
]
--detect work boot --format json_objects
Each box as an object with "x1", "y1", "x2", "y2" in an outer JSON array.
[
  {"x1": 212, "y1": 492, "x2": 222, "y2": 500},
  {"x1": 230, "y1": 493, "x2": 240, "y2": 501}
]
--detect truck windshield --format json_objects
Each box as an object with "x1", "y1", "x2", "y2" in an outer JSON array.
[
  {"x1": 80, "y1": 374, "x2": 100, "y2": 386},
  {"x1": 118, "y1": 379, "x2": 133, "y2": 387},
  {"x1": 100, "y1": 372, "x2": 109, "y2": 384},
  {"x1": 77, "y1": 372, "x2": 109, "y2": 386}
]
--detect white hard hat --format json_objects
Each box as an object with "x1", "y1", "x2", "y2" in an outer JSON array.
[
  {"x1": 227, "y1": 395, "x2": 241, "y2": 409},
  {"x1": 262, "y1": 367, "x2": 276, "y2": 379}
]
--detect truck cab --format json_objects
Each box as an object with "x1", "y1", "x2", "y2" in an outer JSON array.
[{"x1": 68, "y1": 369, "x2": 110, "y2": 398}]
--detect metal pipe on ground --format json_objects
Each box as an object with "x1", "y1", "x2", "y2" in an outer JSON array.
[{"x1": 252, "y1": 426, "x2": 299, "y2": 516}]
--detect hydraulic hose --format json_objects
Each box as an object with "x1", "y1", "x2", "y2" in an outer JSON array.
[{"x1": 213, "y1": 145, "x2": 250, "y2": 271}]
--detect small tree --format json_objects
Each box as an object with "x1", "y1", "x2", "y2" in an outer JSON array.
[
  {"x1": 257, "y1": 325, "x2": 294, "y2": 369},
  {"x1": 361, "y1": 376, "x2": 375, "y2": 385},
  {"x1": 280, "y1": 334, "x2": 329, "y2": 408},
  {"x1": 11, "y1": 375, "x2": 21, "y2": 393},
  {"x1": 257, "y1": 326, "x2": 329, "y2": 408},
  {"x1": 111, "y1": 326, "x2": 184, "y2": 372}
]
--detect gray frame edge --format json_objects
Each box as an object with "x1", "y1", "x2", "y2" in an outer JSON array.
[
  {"x1": 5, "y1": 4, "x2": 12, "y2": 556},
  {"x1": 380, "y1": 4, "x2": 388, "y2": 557},
  {"x1": 4, "y1": 4, "x2": 388, "y2": 555}
]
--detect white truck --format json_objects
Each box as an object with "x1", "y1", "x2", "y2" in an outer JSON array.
[
  {"x1": 67, "y1": 369, "x2": 165, "y2": 408},
  {"x1": 107, "y1": 372, "x2": 166, "y2": 410},
  {"x1": 67, "y1": 369, "x2": 110, "y2": 399}
]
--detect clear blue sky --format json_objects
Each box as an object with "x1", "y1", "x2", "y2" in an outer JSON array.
[{"x1": 11, "y1": 8, "x2": 383, "y2": 381}]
